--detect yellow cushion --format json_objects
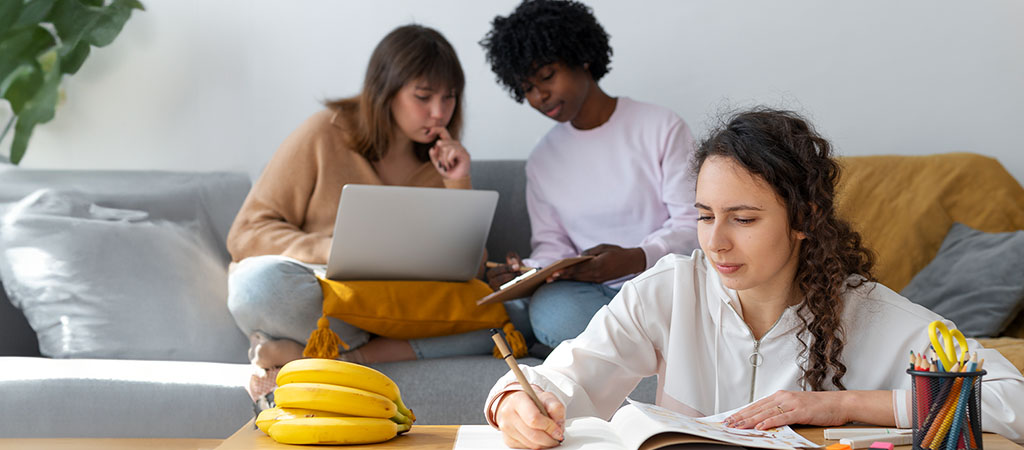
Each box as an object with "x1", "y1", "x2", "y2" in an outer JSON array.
[
  {"x1": 835, "y1": 153, "x2": 1024, "y2": 292},
  {"x1": 316, "y1": 278, "x2": 505, "y2": 340}
]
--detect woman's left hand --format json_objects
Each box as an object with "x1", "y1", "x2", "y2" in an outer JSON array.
[
  {"x1": 722, "y1": 390, "x2": 850, "y2": 431},
  {"x1": 428, "y1": 127, "x2": 471, "y2": 180}
]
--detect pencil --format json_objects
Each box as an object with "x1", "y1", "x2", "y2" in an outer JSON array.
[
  {"x1": 490, "y1": 329, "x2": 550, "y2": 419},
  {"x1": 485, "y1": 261, "x2": 533, "y2": 272}
]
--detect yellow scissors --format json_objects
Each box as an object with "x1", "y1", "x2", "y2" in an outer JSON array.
[{"x1": 928, "y1": 320, "x2": 968, "y2": 371}]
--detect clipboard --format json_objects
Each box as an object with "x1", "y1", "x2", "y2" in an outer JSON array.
[{"x1": 476, "y1": 256, "x2": 593, "y2": 305}]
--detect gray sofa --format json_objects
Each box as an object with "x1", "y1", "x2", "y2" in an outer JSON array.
[{"x1": 0, "y1": 161, "x2": 655, "y2": 438}]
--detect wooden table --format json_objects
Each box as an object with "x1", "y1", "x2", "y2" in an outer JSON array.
[
  {"x1": 212, "y1": 420, "x2": 1024, "y2": 450},
  {"x1": 2, "y1": 424, "x2": 1018, "y2": 450},
  {"x1": 213, "y1": 422, "x2": 457, "y2": 449},
  {"x1": 793, "y1": 427, "x2": 1022, "y2": 450}
]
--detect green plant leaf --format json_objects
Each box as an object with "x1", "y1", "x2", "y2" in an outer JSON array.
[
  {"x1": 46, "y1": 0, "x2": 104, "y2": 53},
  {"x1": 1, "y1": 63, "x2": 43, "y2": 113},
  {"x1": 59, "y1": 39, "x2": 90, "y2": 75},
  {"x1": 8, "y1": 48, "x2": 62, "y2": 165},
  {"x1": 3, "y1": 0, "x2": 144, "y2": 165},
  {"x1": 0, "y1": 0, "x2": 22, "y2": 36},
  {"x1": 0, "y1": 26, "x2": 57, "y2": 91},
  {"x1": 87, "y1": 0, "x2": 144, "y2": 47},
  {"x1": 14, "y1": 0, "x2": 57, "y2": 28},
  {"x1": 10, "y1": 116, "x2": 33, "y2": 165}
]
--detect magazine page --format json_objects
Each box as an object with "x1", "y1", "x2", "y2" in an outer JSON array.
[{"x1": 618, "y1": 400, "x2": 819, "y2": 450}]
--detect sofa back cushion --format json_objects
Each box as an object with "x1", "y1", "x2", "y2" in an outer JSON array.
[
  {"x1": 472, "y1": 160, "x2": 532, "y2": 259},
  {"x1": 836, "y1": 153, "x2": 1024, "y2": 292},
  {"x1": 0, "y1": 280, "x2": 40, "y2": 356},
  {"x1": 901, "y1": 223, "x2": 1024, "y2": 337},
  {"x1": 0, "y1": 168, "x2": 252, "y2": 362},
  {"x1": 0, "y1": 169, "x2": 249, "y2": 261}
]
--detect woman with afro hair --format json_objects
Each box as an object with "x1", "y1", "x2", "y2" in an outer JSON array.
[{"x1": 481, "y1": 0, "x2": 700, "y2": 352}]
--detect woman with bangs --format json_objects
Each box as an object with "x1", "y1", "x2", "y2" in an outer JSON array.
[
  {"x1": 483, "y1": 109, "x2": 1024, "y2": 449},
  {"x1": 225, "y1": 25, "x2": 487, "y2": 403}
]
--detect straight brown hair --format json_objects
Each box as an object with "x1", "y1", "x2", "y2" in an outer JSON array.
[{"x1": 327, "y1": 24, "x2": 465, "y2": 163}]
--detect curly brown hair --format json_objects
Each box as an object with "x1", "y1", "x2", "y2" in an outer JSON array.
[{"x1": 692, "y1": 108, "x2": 875, "y2": 391}]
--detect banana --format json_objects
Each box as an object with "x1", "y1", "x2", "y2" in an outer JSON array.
[
  {"x1": 255, "y1": 406, "x2": 345, "y2": 434},
  {"x1": 273, "y1": 382, "x2": 397, "y2": 419},
  {"x1": 267, "y1": 417, "x2": 410, "y2": 445},
  {"x1": 277, "y1": 358, "x2": 416, "y2": 421}
]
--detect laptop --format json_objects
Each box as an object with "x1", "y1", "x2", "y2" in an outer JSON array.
[{"x1": 322, "y1": 184, "x2": 499, "y2": 282}]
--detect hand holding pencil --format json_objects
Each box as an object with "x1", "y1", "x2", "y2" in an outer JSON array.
[
  {"x1": 491, "y1": 330, "x2": 566, "y2": 448},
  {"x1": 485, "y1": 252, "x2": 531, "y2": 291}
]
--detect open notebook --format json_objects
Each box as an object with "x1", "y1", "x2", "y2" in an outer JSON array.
[{"x1": 454, "y1": 399, "x2": 819, "y2": 450}]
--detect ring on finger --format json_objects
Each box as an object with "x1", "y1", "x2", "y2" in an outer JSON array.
[{"x1": 776, "y1": 405, "x2": 785, "y2": 415}]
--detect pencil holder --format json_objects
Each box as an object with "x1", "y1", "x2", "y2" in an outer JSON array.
[{"x1": 907, "y1": 369, "x2": 986, "y2": 450}]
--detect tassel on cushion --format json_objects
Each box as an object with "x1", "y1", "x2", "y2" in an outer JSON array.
[
  {"x1": 492, "y1": 321, "x2": 528, "y2": 359},
  {"x1": 303, "y1": 315, "x2": 349, "y2": 359}
]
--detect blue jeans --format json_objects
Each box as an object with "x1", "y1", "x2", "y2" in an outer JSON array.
[
  {"x1": 528, "y1": 280, "x2": 620, "y2": 349},
  {"x1": 226, "y1": 255, "x2": 531, "y2": 359}
]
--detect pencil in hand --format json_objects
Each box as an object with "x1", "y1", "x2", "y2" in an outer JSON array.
[
  {"x1": 485, "y1": 261, "x2": 533, "y2": 273},
  {"x1": 490, "y1": 329, "x2": 550, "y2": 419}
]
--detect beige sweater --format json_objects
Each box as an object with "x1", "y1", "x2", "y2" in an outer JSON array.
[{"x1": 227, "y1": 109, "x2": 471, "y2": 263}]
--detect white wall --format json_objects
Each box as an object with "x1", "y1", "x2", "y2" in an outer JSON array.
[{"x1": 3, "y1": 0, "x2": 1023, "y2": 185}]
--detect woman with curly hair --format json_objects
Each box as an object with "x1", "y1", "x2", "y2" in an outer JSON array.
[
  {"x1": 480, "y1": 0, "x2": 699, "y2": 351},
  {"x1": 483, "y1": 109, "x2": 1024, "y2": 449}
]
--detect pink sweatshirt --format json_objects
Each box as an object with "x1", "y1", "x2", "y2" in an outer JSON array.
[{"x1": 523, "y1": 97, "x2": 699, "y2": 286}]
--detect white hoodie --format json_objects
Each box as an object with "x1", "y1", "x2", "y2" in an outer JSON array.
[{"x1": 485, "y1": 251, "x2": 1024, "y2": 442}]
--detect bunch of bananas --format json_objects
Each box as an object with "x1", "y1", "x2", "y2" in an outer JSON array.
[{"x1": 256, "y1": 358, "x2": 416, "y2": 445}]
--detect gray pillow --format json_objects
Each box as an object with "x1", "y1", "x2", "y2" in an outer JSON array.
[
  {"x1": 901, "y1": 222, "x2": 1024, "y2": 337},
  {"x1": 0, "y1": 189, "x2": 248, "y2": 362}
]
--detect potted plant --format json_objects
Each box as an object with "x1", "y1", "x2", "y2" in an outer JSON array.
[{"x1": 0, "y1": 0, "x2": 144, "y2": 165}]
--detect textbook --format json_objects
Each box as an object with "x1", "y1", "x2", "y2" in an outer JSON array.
[
  {"x1": 476, "y1": 256, "x2": 593, "y2": 305},
  {"x1": 454, "y1": 399, "x2": 819, "y2": 450}
]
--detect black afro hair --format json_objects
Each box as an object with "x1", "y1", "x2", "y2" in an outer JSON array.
[{"x1": 480, "y1": 0, "x2": 612, "y2": 103}]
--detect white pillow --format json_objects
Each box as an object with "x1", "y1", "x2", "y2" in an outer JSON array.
[{"x1": 0, "y1": 189, "x2": 249, "y2": 362}]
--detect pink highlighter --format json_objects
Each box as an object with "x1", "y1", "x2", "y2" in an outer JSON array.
[{"x1": 869, "y1": 442, "x2": 895, "y2": 450}]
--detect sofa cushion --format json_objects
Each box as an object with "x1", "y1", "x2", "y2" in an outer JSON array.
[
  {"x1": 0, "y1": 189, "x2": 248, "y2": 362},
  {"x1": 901, "y1": 223, "x2": 1024, "y2": 338},
  {"x1": 0, "y1": 168, "x2": 251, "y2": 263},
  {"x1": 836, "y1": 153, "x2": 1024, "y2": 293},
  {"x1": 472, "y1": 160, "x2": 532, "y2": 259},
  {"x1": 0, "y1": 357, "x2": 253, "y2": 438},
  {"x1": 0, "y1": 280, "x2": 40, "y2": 357},
  {"x1": 370, "y1": 356, "x2": 657, "y2": 425},
  {"x1": 0, "y1": 355, "x2": 658, "y2": 436}
]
